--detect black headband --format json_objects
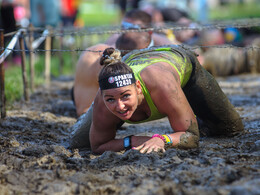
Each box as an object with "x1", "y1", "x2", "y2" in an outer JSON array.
[{"x1": 99, "y1": 73, "x2": 136, "y2": 90}]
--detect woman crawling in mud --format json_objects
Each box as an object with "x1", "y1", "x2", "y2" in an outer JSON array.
[{"x1": 70, "y1": 46, "x2": 244, "y2": 154}]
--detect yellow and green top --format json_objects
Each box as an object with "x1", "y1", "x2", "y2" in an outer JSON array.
[{"x1": 122, "y1": 46, "x2": 193, "y2": 124}]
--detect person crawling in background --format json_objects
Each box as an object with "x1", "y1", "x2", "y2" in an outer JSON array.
[{"x1": 70, "y1": 45, "x2": 244, "y2": 154}]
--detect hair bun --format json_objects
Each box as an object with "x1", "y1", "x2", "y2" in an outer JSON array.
[{"x1": 100, "y1": 48, "x2": 122, "y2": 66}]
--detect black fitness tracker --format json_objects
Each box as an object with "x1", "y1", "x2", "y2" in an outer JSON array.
[{"x1": 123, "y1": 135, "x2": 133, "y2": 150}]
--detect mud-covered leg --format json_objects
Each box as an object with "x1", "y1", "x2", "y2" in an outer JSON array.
[
  {"x1": 69, "y1": 104, "x2": 93, "y2": 149},
  {"x1": 183, "y1": 54, "x2": 244, "y2": 136}
]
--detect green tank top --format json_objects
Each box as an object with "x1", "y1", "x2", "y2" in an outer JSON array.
[{"x1": 122, "y1": 46, "x2": 193, "y2": 124}]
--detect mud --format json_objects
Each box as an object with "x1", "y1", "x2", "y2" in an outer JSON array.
[{"x1": 0, "y1": 74, "x2": 259, "y2": 195}]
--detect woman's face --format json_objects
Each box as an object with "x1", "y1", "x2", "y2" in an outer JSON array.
[{"x1": 102, "y1": 81, "x2": 142, "y2": 120}]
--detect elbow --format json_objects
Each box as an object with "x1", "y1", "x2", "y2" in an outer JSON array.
[
  {"x1": 177, "y1": 130, "x2": 200, "y2": 149},
  {"x1": 176, "y1": 121, "x2": 200, "y2": 149},
  {"x1": 91, "y1": 141, "x2": 108, "y2": 155},
  {"x1": 91, "y1": 146, "x2": 105, "y2": 155}
]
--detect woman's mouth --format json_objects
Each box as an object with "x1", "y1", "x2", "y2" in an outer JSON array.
[
  {"x1": 118, "y1": 109, "x2": 127, "y2": 114},
  {"x1": 117, "y1": 109, "x2": 129, "y2": 117}
]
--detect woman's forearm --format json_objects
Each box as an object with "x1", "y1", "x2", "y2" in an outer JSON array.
[
  {"x1": 93, "y1": 136, "x2": 151, "y2": 154},
  {"x1": 92, "y1": 139, "x2": 124, "y2": 154}
]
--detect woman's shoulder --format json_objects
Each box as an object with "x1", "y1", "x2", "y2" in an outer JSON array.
[{"x1": 141, "y1": 62, "x2": 179, "y2": 90}]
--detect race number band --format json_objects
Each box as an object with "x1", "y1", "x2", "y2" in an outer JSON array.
[{"x1": 99, "y1": 73, "x2": 136, "y2": 90}]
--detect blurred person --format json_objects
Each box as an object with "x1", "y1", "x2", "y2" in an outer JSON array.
[
  {"x1": 0, "y1": 0, "x2": 21, "y2": 65},
  {"x1": 141, "y1": 5, "x2": 199, "y2": 45},
  {"x1": 13, "y1": 0, "x2": 30, "y2": 28},
  {"x1": 224, "y1": 27, "x2": 243, "y2": 46},
  {"x1": 115, "y1": 0, "x2": 141, "y2": 18},
  {"x1": 160, "y1": 7, "x2": 199, "y2": 45},
  {"x1": 139, "y1": 3, "x2": 164, "y2": 25},
  {"x1": 196, "y1": 0, "x2": 208, "y2": 23},
  {"x1": 202, "y1": 37, "x2": 260, "y2": 77},
  {"x1": 29, "y1": 0, "x2": 60, "y2": 28},
  {"x1": 0, "y1": 0, "x2": 16, "y2": 33},
  {"x1": 105, "y1": 9, "x2": 178, "y2": 47},
  {"x1": 140, "y1": 3, "x2": 177, "y2": 42},
  {"x1": 198, "y1": 26, "x2": 258, "y2": 77},
  {"x1": 61, "y1": 0, "x2": 80, "y2": 27},
  {"x1": 72, "y1": 43, "x2": 109, "y2": 117},
  {"x1": 247, "y1": 37, "x2": 260, "y2": 73},
  {"x1": 195, "y1": 29, "x2": 225, "y2": 66}
]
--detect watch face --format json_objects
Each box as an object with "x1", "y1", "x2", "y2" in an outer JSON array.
[{"x1": 124, "y1": 137, "x2": 130, "y2": 147}]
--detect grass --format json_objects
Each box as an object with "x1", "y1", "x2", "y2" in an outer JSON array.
[
  {"x1": 4, "y1": 52, "x2": 77, "y2": 107},
  {"x1": 76, "y1": 0, "x2": 120, "y2": 26},
  {"x1": 5, "y1": 65, "x2": 24, "y2": 104},
  {"x1": 210, "y1": 2, "x2": 260, "y2": 20}
]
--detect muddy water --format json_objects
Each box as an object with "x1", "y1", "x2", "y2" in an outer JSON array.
[{"x1": 0, "y1": 74, "x2": 259, "y2": 195}]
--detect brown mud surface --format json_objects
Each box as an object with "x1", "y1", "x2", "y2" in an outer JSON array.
[{"x1": 0, "y1": 74, "x2": 259, "y2": 195}]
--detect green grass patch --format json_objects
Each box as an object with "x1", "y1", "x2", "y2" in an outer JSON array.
[
  {"x1": 5, "y1": 65, "x2": 24, "y2": 104},
  {"x1": 210, "y1": 2, "x2": 260, "y2": 20},
  {"x1": 4, "y1": 52, "x2": 76, "y2": 107},
  {"x1": 77, "y1": 0, "x2": 120, "y2": 26}
]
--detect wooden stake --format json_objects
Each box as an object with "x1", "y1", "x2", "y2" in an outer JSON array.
[
  {"x1": 19, "y1": 32, "x2": 29, "y2": 101},
  {"x1": 45, "y1": 27, "x2": 51, "y2": 86},
  {"x1": 0, "y1": 29, "x2": 6, "y2": 118},
  {"x1": 58, "y1": 27, "x2": 64, "y2": 75}
]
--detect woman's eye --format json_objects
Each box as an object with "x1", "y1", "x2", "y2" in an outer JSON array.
[
  {"x1": 106, "y1": 98, "x2": 114, "y2": 103},
  {"x1": 123, "y1": 94, "x2": 130, "y2": 99}
]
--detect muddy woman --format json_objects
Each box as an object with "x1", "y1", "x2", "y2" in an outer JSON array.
[{"x1": 69, "y1": 46, "x2": 244, "y2": 154}]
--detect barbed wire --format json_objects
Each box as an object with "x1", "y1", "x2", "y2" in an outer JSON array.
[
  {"x1": 2, "y1": 44, "x2": 260, "y2": 54},
  {"x1": 3, "y1": 17, "x2": 260, "y2": 38},
  {"x1": 0, "y1": 17, "x2": 260, "y2": 61},
  {"x1": 35, "y1": 18, "x2": 260, "y2": 37}
]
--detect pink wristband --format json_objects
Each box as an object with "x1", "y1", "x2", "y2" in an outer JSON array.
[{"x1": 152, "y1": 134, "x2": 165, "y2": 143}]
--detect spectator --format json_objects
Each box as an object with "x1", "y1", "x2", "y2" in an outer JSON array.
[{"x1": 30, "y1": 0, "x2": 60, "y2": 27}]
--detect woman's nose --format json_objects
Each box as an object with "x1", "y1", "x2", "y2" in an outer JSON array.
[{"x1": 116, "y1": 99, "x2": 125, "y2": 110}]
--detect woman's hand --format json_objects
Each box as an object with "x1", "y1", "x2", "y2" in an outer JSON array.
[{"x1": 132, "y1": 137, "x2": 166, "y2": 153}]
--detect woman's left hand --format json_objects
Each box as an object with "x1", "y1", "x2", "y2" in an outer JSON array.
[{"x1": 132, "y1": 137, "x2": 165, "y2": 153}]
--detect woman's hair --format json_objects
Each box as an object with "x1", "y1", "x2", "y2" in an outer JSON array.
[{"x1": 98, "y1": 48, "x2": 135, "y2": 90}]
